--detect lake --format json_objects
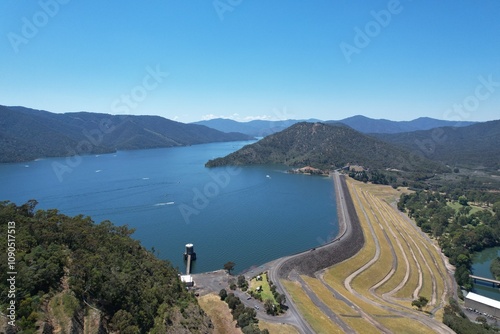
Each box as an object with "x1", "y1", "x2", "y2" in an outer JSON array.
[{"x1": 0, "y1": 140, "x2": 338, "y2": 274}]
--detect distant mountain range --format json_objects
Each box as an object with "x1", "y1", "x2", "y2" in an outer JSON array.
[
  {"x1": 326, "y1": 115, "x2": 476, "y2": 134},
  {"x1": 193, "y1": 115, "x2": 475, "y2": 136},
  {"x1": 0, "y1": 106, "x2": 254, "y2": 163},
  {"x1": 3, "y1": 104, "x2": 496, "y2": 170},
  {"x1": 206, "y1": 122, "x2": 448, "y2": 174},
  {"x1": 192, "y1": 118, "x2": 319, "y2": 137}
]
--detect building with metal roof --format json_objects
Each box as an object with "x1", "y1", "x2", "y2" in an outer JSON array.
[{"x1": 464, "y1": 292, "x2": 500, "y2": 318}]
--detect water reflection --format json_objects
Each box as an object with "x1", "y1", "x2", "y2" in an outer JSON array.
[{"x1": 471, "y1": 247, "x2": 500, "y2": 301}]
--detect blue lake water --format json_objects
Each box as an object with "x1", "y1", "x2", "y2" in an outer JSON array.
[
  {"x1": 0, "y1": 140, "x2": 338, "y2": 274},
  {"x1": 471, "y1": 247, "x2": 500, "y2": 301}
]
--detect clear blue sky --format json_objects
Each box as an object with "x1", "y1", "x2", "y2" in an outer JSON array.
[{"x1": 1, "y1": 0, "x2": 499, "y2": 123}]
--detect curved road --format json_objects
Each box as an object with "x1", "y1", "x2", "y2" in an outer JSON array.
[
  {"x1": 199, "y1": 171, "x2": 455, "y2": 333},
  {"x1": 266, "y1": 172, "x2": 455, "y2": 333}
]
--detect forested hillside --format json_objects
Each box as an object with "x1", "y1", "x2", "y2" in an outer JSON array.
[
  {"x1": 0, "y1": 105, "x2": 253, "y2": 163},
  {"x1": 374, "y1": 120, "x2": 500, "y2": 169},
  {"x1": 0, "y1": 200, "x2": 213, "y2": 334},
  {"x1": 206, "y1": 122, "x2": 448, "y2": 183}
]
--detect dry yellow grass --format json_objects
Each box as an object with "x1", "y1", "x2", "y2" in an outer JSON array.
[
  {"x1": 258, "y1": 321, "x2": 300, "y2": 334},
  {"x1": 376, "y1": 316, "x2": 437, "y2": 334},
  {"x1": 326, "y1": 179, "x2": 449, "y2": 328},
  {"x1": 350, "y1": 193, "x2": 395, "y2": 296},
  {"x1": 373, "y1": 199, "x2": 414, "y2": 295},
  {"x1": 282, "y1": 280, "x2": 345, "y2": 334},
  {"x1": 301, "y1": 276, "x2": 381, "y2": 334},
  {"x1": 327, "y1": 185, "x2": 377, "y2": 281},
  {"x1": 301, "y1": 276, "x2": 358, "y2": 317},
  {"x1": 356, "y1": 189, "x2": 423, "y2": 301},
  {"x1": 198, "y1": 293, "x2": 242, "y2": 334},
  {"x1": 281, "y1": 177, "x2": 451, "y2": 333},
  {"x1": 359, "y1": 190, "x2": 422, "y2": 301}
]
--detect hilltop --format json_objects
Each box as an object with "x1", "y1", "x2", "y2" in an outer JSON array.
[{"x1": 206, "y1": 122, "x2": 447, "y2": 176}]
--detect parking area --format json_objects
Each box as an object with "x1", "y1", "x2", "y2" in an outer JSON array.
[{"x1": 464, "y1": 307, "x2": 499, "y2": 326}]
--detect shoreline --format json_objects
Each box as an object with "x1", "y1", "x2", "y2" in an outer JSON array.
[
  {"x1": 274, "y1": 171, "x2": 364, "y2": 278},
  {"x1": 235, "y1": 170, "x2": 359, "y2": 278},
  {"x1": 193, "y1": 171, "x2": 359, "y2": 280},
  {"x1": 196, "y1": 171, "x2": 361, "y2": 279}
]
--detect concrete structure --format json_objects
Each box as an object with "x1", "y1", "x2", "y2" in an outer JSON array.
[
  {"x1": 180, "y1": 274, "x2": 194, "y2": 287},
  {"x1": 470, "y1": 275, "x2": 500, "y2": 287},
  {"x1": 181, "y1": 243, "x2": 196, "y2": 287},
  {"x1": 183, "y1": 243, "x2": 196, "y2": 275},
  {"x1": 184, "y1": 243, "x2": 196, "y2": 261},
  {"x1": 465, "y1": 292, "x2": 500, "y2": 318}
]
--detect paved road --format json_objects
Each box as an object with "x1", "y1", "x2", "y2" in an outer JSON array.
[{"x1": 267, "y1": 255, "x2": 315, "y2": 334}]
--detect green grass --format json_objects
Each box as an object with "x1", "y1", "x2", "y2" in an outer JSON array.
[
  {"x1": 447, "y1": 201, "x2": 483, "y2": 215},
  {"x1": 249, "y1": 273, "x2": 277, "y2": 304}
]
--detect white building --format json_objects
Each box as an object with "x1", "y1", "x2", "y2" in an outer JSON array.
[
  {"x1": 465, "y1": 292, "x2": 500, "y2": 318},
  {"x1": 180, "y1": 274, "x2": 194, "y2": 287}
]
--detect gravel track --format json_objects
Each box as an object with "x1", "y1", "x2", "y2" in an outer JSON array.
[{"x1": 272, "y1": 175, "x2": 456, "y2": 333}]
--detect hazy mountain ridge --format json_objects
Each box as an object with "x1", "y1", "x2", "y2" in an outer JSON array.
[
  {"x1": 373, "y1": 120, "x2": 500, "y2": 169},
  {"x1": 192, "y1": 118, "x2": 320, "y2": 137},
  {"x1": 194, "y1": 115, "x2": 475, "y2": 136},
  {"x1": 206, "y1": 122, "x2": 447, "y2": 174},
  {"x1": 0, "y1": 106, "x2": 254, "y2": 163},
  {"x1": 327, "y1": 115, "x2": 476, "y2": 134}
]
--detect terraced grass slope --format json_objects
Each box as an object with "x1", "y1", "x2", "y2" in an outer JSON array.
[{"x1": 282, "y1": 178, "x2": 455, "y2": 334}]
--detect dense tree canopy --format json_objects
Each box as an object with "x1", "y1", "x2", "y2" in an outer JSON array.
[
  {"x1": 399, "y1": 191, "x2": 500, "y2": 290},
  {"x1": 0, "y1": 200, "x2": 212, "y2": 333}
]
